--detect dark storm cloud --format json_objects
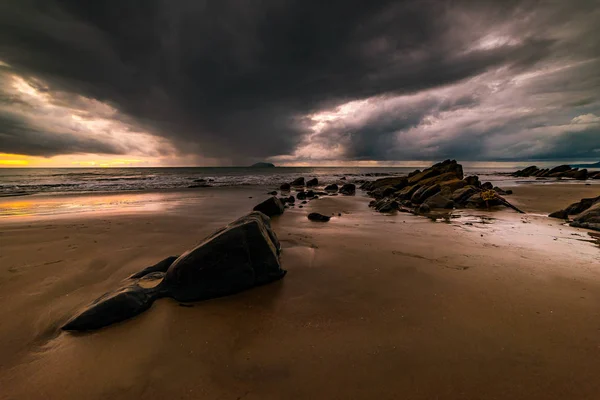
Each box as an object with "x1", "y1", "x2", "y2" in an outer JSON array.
[
  {"x1": 0, "y1": 0, "x2": 599, "y2": 162},
  {"x1": 0, "y1": 110, "x2": 124, "y2": 156}
]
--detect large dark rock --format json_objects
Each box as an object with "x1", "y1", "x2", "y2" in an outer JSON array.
[
  {"x1": 571, "y1": 202, "x2": 600, "y2": 231},
  {"x1": 548, "y1": 164, "x2": 572, "y2": 175},
  {"x1": 306, "y1": 178, "x2": 319, "y2": 187},
  {"x1": 512, "y1": 166, "x2": 539, "y2": 177},
  {"x1": 63, "y1": 212, "x2": 285, "y2": 331},
  {"x1": 308, "y1": 213, "x2": 331, "y2": 222},
  {"x1": 464, "y1": 176, "x2": 481, "y2": 187},
  {"x1": 439, "y1": 179, "x2": 466, "y2": 193},
  {"x1": 451, "y1": 186, "x2": 479, "y2": 205},
  {"x1": 424, "y1": 193, "x2": 454, "y2": 209},
  {"x1": 573, "y1": 169, "x2": 588, "y2": 180},
  {"x1": 372, "y1": 198, "x2": 399, "y2": 213},
  {"x1": 513, "y1": 164, "x2": 591, "y2": 180},
  {"x1": 324, "y1": 184, "x2": 339, "y2": 192},
  {"x1": 407, "y1": 159, "x2": 463, "y2": 184},
  {"x1": 280, "y1": 183, "x2": 291, "y2": 191},
  {"x1": 163, "y1": 212, "x2": 284, "y2": 302},
  {"x1": 411, "y1": 184, "x2": 440, "y2": 204},
  {"x1": 291, "y1": 177, "x2": 305, "y2": 186},
  {"x1": 549, "y1": 196, "x2": 600, "y2": 220},
  {"x1": 396, "y1": 184, "x2": 422, "y2": 200},
  {"x1": 130, "y1": 256, "x2": 178, "y2": 279},
  {"x1": 253, "y1": 197, "x2": 285, "y2": 217},
  {"x1": 548, "y1": 209, "x2": 569, "y2": 219},
  {"x1": 361, "y1": 177, "x2": 407, "y2": 191},
  {"x1": 339, "y1": 183, "x2": 356, "y2": 195}
]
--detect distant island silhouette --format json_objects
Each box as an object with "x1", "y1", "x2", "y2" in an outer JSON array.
[{"x1": 249, "y1": 162, "x2": 276, "y2": 168}]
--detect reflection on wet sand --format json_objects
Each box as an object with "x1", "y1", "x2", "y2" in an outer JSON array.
[
  {"x1": 0, "y1": 192, "x2": 177, "y2": 218},
  {"x1": 0, "y1": 188, "x2": 269, "y2": 219}
]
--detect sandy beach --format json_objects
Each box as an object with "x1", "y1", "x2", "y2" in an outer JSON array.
[{"x1": 1, "y1": 183, "x2": 600, "y2": 399}]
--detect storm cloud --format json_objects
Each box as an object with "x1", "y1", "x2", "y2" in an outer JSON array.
[{"x1": 0, "y1": 0, "x2": 599, "y2": 164}]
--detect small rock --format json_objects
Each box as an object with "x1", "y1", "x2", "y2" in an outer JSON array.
[
  {"x1": 308, "y1": 213, "x2": 331, "y2": 222},
  {"x1": 339, "y1": 183, "x2": 356, "y2": 195},
  {"x1": 291, "y1": 177, "x2": 305, "y2": 186},
  {"x1": 253, "y1": 197, "x2": 285, "y2": 217}
]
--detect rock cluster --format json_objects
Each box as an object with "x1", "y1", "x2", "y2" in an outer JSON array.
[
  {"x1": 549, "y1": 196, "x2": 600, "y2": 231},
  {"x1": 361, "y1": 160, "x2": 521, "y2": 214},
  {"x1": 512, "y1": 165, "x2": 600, "y2": 180}
]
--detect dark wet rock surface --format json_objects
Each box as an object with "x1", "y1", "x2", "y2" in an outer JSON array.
[
  {"x1": 253, "y1": 197, "x2": 285, "y2": 217},
  {"x1": 62, "y1": 212, "x2": 286, "y2": 331},
  {"x1": 307, "y1": 212, "x2": 331, "y2": 222}
]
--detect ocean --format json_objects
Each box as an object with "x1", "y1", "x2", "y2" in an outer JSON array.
[{"x1": 1, "y1": 166, "x2": 599, "y2": 197}]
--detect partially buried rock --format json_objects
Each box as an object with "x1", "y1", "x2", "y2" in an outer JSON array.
[
  {"x1": 162, "y1": 212, "x2": 285, "y2": 302},
  {"x1": 570, "y1": 201, "x2": 600, "y2": 231},
  {"x1": 280, "y1": 183, "x2": 291, "y2": 191},
  {"x1": 339, "y1": 183, "x2": 356, "y2": 195},
  {"x1": 62, "y1": 285, "x2": 159, "y2": 331},
  {"x1": 253, "y1": 197, "x2": 285, "y2": 217},
  {"x1": 63, "y1": 212, "x2": 285, "y2": 331},
  {"x1": 324, "y1": 183, "x2": 339, "y2": 192},
  {"x1": 306, "y1": 178, "x2": 318, "y2": 187},
  {"x1": 308, "y1": 213, "x2": 331, "y2": 222},
  {"x1": 130, "y1": 256, "x2": 178, "y2": 279}
]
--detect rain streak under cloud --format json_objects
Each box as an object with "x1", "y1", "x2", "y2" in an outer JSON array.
[{"x1": 0, "y1": 0, "x2": 599, "y2": 166}]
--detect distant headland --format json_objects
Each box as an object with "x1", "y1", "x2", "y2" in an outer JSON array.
[
  {"x1": 249, "y1": 162, "x2": 276, "y2": 168},
  {"x1": 570, "y1": 161, "x2": 600, "y2": 169}
]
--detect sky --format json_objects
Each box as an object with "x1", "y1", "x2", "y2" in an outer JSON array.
[{"x1": 0, "y1": 0, "x2": 599, "y2": 167}]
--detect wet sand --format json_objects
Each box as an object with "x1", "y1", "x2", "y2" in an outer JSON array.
[{"x1": 1, "y1": 184, "x2": 600, "y2": 399}]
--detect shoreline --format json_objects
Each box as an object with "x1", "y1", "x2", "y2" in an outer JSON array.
[{"x1": 1, "y1": 180, "x2": 599, "y2": 221}]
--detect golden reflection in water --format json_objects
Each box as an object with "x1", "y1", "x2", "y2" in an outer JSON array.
[{"x1": 0, "y1": 192, "x2": 177, "y2": 218}]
